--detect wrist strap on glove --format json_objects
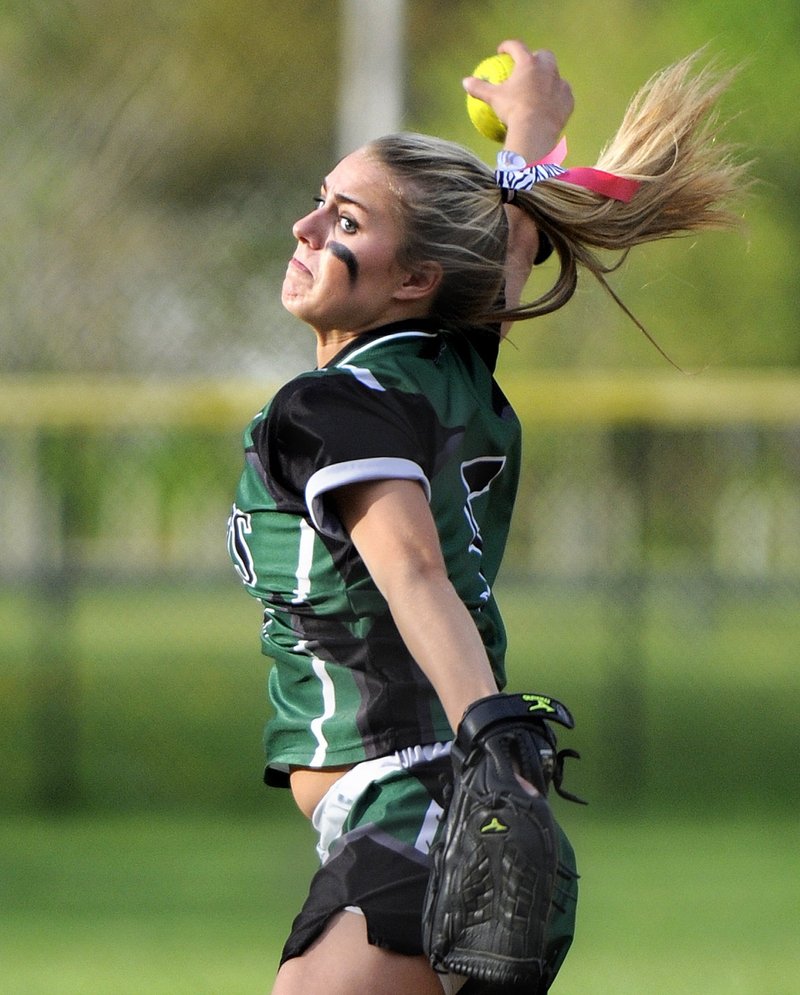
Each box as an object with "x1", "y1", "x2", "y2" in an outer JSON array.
[{"x1": 455, "y1": 692, "x2": 586, "y2": 805}]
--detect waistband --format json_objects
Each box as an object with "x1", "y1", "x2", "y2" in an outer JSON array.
[{"x1": 311, "y1": 742, "x2": 452, "y2": 864}]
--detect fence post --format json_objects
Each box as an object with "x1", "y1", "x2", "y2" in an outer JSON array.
[
  {"x1": 28, "y1": 430, "x2": 83, "y2": 811},
  {"x1": 605, "y1": 425, "x2": 651, "y2": 805}
]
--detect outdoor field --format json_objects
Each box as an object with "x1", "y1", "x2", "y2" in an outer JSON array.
[
  {"x1": 3, "y1": 811, "x2": 797, "y2": 994},
  {"x1": 2, "y1": 2, "x2": 799, "y2": 993},
  {"x1": 3, "y1": 580, "x2": 798, "y2": 994}
]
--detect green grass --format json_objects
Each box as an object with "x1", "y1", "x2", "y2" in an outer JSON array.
[
  {"x1": 2, "y1": 812, "x2": 798, "y2": 994},
  {"x1": 3, "y1": 578, "x2": 799, "y2": 816},
  {"x1": 562, "y1": 816, "x2": 800, "y2": 994},
  {"x1": 3, "y1": 578, "x2": 799, "y2": 992},
  {"x1": 0, "y1": 808, "x2": 314, "y2": 995}
]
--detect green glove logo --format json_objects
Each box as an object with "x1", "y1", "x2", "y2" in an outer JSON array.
[
  {"x1": 480, "y1": 817, "x2": 509, "y2": 834},
  {"x1": 522, "y1": 694, "x2": 555, "y2": 714}
]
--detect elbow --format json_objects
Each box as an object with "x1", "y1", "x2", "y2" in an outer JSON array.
[{"x1": 373, "y1": 553, "x2": 450, "y2": 608}]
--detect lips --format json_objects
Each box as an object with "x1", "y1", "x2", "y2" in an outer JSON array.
[{"x1": 289, "y1": 256, "x2": 312, "y2": 277}]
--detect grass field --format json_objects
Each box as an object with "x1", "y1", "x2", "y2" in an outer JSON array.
[
  {"x1": 2, "y1": 811, "x2": 798, "y2": 994},
  {"x1": 3, "y1": 577, "x2": 797, "y2": 815},
  {"x1": 2, "y1": 577, "x2": 799, "y2": 992}
]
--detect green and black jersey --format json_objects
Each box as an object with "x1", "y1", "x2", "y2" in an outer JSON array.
[{"x1": 227, "y1": 318, "x2": 521, "y2": 785}]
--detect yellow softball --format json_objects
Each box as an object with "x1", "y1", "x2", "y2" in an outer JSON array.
[{"x1": 466, "y1": 53, "x2": 514, "y2": 142}]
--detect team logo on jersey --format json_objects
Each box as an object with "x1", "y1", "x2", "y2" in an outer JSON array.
[
  {"x1": 460, "y1": 456, "x2": 507, "y2": 555},
  {"x1": 227, "y1": 504, "x2": 257, "y2": 586},
  {"x1": 460, "y1": 456, "x2": 506, "y2": 603}
]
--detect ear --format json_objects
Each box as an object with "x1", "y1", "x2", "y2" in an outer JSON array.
[{"x1": 394, "y1": 260, "x2": 443, "y2": 303}]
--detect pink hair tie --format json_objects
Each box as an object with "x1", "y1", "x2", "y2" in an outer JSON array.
[{"x1": 496, "y1": 138, "x2": 640, "y2": 203}]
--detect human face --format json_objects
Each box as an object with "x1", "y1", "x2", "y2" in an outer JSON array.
[{"x1": 282, "y1": 150, "x2": 426, "y2": 346}]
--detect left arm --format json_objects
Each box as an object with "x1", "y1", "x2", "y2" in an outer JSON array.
[{"x1": 333, "y1": 477, "x2": 498, "y2": 731}]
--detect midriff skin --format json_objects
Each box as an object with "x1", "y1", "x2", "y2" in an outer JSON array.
[
  {"x1": 289, "y1": 758, "x2": 537, "y2": 820},
  {"x1": 290, "y1": 766, "x2": 354, "y2": 819}
]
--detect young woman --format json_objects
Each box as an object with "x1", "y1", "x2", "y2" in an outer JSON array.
[{"x1": 227, "y1": 40, "x2": 744, "y2": 994}]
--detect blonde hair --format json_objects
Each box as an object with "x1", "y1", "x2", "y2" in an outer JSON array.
[
  {"x1": 366, "y1": 132, "x2": 508, "y2": 332},
  {"x1": 367, "y1": 53, "x2": 748, "y2": 348}
]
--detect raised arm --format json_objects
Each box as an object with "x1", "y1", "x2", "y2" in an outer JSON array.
[{"x1": 464, "y1": 41, "x2": 574, "y2": 324}]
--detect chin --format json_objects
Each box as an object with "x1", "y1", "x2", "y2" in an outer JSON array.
[
  {"x1": 280, "y1": 287, "x2": 303, "y2": 318},
  {"x1": 282, "y1": 297, "x2": 320, "y2": 332}
]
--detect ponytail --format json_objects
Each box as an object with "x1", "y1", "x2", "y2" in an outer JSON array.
[{"x1": 494, "y1": 53, "x2": 749, "y2": 334}]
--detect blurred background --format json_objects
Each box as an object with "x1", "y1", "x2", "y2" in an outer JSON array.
[{"x1": 1, "y1": 1, "x2": 798, "y2": 992}]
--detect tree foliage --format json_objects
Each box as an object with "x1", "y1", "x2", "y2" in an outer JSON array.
[
  {"x1": 0, "y1": 0, "x2": 796, "y2": 374},
  {"x1": 408, "y1": 0, "x2": 799, "y2": 370}
]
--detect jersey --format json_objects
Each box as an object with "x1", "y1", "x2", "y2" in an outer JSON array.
[{"x1": 227, "y1": 318, "x2": 521, "y2": 785}]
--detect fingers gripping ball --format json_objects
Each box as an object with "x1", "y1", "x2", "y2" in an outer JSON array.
[{"x1": 466, "y1": 53, "x2": 514, "y2": 142}]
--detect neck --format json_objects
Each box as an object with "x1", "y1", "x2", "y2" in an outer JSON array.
[
  {"x1": 313, "y1": 304, "x2": 435, "y2": 367},
  {"x1": 315, "y1": 329, "x2": 361, "y2": 367}
]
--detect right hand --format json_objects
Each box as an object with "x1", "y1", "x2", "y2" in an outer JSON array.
[{"x1": 463, "y1": 40, "x2": 574, "y2": 162}]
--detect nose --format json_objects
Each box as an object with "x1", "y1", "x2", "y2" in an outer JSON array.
[{"x1": 292, "y1": 208, "x2": 324, "y2": 247}]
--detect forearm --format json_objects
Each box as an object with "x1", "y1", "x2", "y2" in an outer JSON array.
[
  {"x1": 335, "y1": 478, "x2": 498, "y2": 731},
  {"x1": 501, "y1": 73, "x2": 567, "y2": 313},
  {"x1": 502, "y1": 208, "x2": 541, "y2": 316},
  {"x1": 378, "y1": 562, "x2": 498, "y2": 731},
  {"x1": 463, "y1": 43, "x2": 573, "y2": 325}
]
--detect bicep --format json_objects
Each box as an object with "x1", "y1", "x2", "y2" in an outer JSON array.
[{"x1": 333, "y1": 477, "x2": 446, "y2": 594}]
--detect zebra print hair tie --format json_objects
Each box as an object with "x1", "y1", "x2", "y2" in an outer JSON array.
[{"x1": 495, "y1": 139, "x2": 640, "y2": 204}]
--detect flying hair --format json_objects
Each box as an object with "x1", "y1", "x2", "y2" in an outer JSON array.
[
  {"x1": 366, "y1": 52, "x2": 749, "y2": 362},
  {"x1": 494, "y1": 53, "x2": 750, "y2": 345}
]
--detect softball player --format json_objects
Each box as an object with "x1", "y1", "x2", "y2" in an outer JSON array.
[{"x1": 228, "y1": 39, "x2": 745, "y2": 994}]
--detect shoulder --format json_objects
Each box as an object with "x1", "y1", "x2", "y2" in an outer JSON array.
[{"x1": 267, "y1": 367, "x2": 386, "y2": 431}]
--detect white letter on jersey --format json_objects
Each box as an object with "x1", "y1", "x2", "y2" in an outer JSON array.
[{"x1": 227, "y1": 504, "x2": 257, "y2": 586}]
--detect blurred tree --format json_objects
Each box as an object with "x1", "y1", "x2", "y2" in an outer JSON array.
[
  {"x1": 406, "y1": 0, "x2": 799, "y2": 371},
  {"x1": 0, "y1": 0, "x2": 796, "y2": 375},
  {"x1": 7, "y1": 0, "x2": 339, "y2": 199},
  {"x1": 0, "y1": 0, "x2": 341, "y2": 376}
]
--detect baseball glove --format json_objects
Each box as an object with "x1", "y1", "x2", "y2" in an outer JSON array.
[{"x1": 422, "y1": 692, "x2": 584, "y2": 993}]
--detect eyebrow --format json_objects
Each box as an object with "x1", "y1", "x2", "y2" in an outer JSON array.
[{"x1": 321, "y1": 182, "x2": 369, "y2": 212}]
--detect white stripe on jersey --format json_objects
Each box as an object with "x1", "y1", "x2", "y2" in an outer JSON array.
[
  {"x1": 336, "y1": 330, "x2": 437, "y2": 366},
  {"x1": 306, "y1": 457, "x2": 431, "y2": 538},
  {"x1": 337, "y1": 363, "x2": 385, "y2": 391},
  {"x1": 291, "y1": 518, "x2": 315, "y2": 604},
  {"x1": 309, "y1": 655, "x2": 337, "y2": 766}
]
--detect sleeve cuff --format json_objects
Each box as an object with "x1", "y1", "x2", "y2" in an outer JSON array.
[{"x1": 305, "y1": 457, "x2": 431, "y2": 540}]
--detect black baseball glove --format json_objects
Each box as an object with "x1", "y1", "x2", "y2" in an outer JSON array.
[{"x1": 422, "y1": 692, "x2": 584, "y2": 993}]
